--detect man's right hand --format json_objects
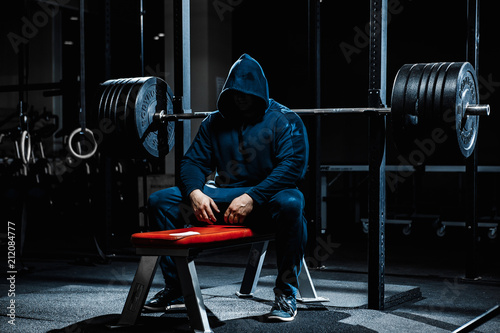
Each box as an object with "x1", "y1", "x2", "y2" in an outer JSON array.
[{"x1": 189, "y1": 189, "x2": 220, "y2": 224}]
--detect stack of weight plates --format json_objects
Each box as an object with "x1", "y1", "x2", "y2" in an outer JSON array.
[{"x1": 94, "y1": 76, "x2": 175, "y2": 158}]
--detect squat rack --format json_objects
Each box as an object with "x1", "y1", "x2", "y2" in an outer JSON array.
[{"x1": 167, "y1": 0, "x2": 485, "y2": 311}]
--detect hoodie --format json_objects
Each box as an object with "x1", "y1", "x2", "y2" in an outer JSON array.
[{"x1": 179, "y1": 54, "x2": 309, "y2": 206}]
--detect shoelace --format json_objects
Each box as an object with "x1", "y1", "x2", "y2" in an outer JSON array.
[{"x1": 273, "y1": 295, "x2": 295, "y2": 315}]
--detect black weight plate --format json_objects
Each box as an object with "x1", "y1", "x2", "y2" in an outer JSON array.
[
  {"x1": 105, "y1": 78, "x2": 128, "y2": 122},
  {"x1": 113, "y1": 78, "x2": 139, "y2": 134},
  {"x1": 105, "y1": 78, "x2": 126, "y2": 123},
  {"x1": 123, "y1": 78, "x2": 150, "y2": 156},
  {"x1": 418, "y1": 63, "x2": 439, "y2": 123},
  {"x1": 426, "y1": 63, "x2": 455, "y2": 161},
  {"x1": 404, "y1": 63, "x2": 425, "y2": 125},
  {"x1": 155, "y1": 78, "x2": 175, "y2": 156},
  {"x1": 98, "y1": 80, "x2": 115, "y2": 122},
  {"x1": 442, "y1": 62, "x2": 479, "y2": 158},
  {"x1": 134, "y1": 77, "x2": 163, "y2": 158},
  {"x1": 114, "y1": 78, "x2": 138, "y2": 128},
  {"x1": 413, "y1": 63, "x2": 439, "y2": 149},
  {"x1": 163, "y1": 80, "x2": 175, "y2": 154},
  {"x1": 425, "y1": 62, "x2": 448, "y2": 123},
  {"x1": 109, "y1": 78, "x2": 137, "y2": 148},
  {"x1": 100, "y1": 78, "x2": 122, "y2": 122},
  {"x1": 100, "y1": 78, "x2": 143, "y2": 156},
  {"x1": 391, "y1": 63, "x2": 416, "y2": 156},
  {"x1": 403, "y1": 64, "x2": 427, "y2": 156},
  {"x1": 115, "y1": 78, "x2": 142, "y2": 135},
  {"x1": 432, "y1": 62, "x2": 453, "y2": 124},
  {"x1": 125, "y1": 77, "x2": 149, "y2": 132}
]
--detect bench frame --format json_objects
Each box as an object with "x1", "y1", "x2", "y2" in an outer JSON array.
[{"x1": 115, "y1": 234, "x2": 328, "y2": 333}]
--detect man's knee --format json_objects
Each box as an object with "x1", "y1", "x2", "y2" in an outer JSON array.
[
  {"x1": 147, "y1": 191, "x2": 161, "y2": 210},
  {"x1": 273, "y1": 189, "x2": 305, "y2": 216},
  {"x1": 148, "y1": 187, "x2": 180, "y2": 206}
]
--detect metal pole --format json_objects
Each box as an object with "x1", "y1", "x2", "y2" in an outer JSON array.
[
  {"x1": 18, "y1": 0, "x2": 29, "y2": 131},
  {"x1": 367, "y1": 0, "x2": 387, "y2": 310},
  {"x1": 140, "y1": 0, "x2": 145, "y2": 77},
  {"x1": 104, "y1": 0, "x2": 111, "y2": 80},
  {"x1": 452, "y1": 305, "x2": 500, "y2": 333},
  {"x1": 308, "y1": 0, "x2": 323, "y2": 267},
  {"x1": 173, "y1": 0, "x2": 191, "y2": 185},
  {"x1": 464, "y1": 0, "x2": 480, "y2": 280},
  {"x1": 139, "y1": 0, "x2": 148, "y2": 229},
  {"x1": 79, "y1": 0, "x2": 86, "y2": 132}
]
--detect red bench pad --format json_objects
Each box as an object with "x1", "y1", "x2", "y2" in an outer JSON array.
[{"x1": 131, "y1": 225, "x2": 264, "y2": 248}]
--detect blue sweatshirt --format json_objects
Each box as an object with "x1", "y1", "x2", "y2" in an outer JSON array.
[{"x1": 180, "y1": 54, "x2": 309, "y2": 206}]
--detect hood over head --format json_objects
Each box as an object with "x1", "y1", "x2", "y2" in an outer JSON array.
[{"x1": 217, "y1": 54, "x2": 270, "y2": 122}]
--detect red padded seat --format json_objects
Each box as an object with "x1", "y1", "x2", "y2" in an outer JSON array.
[{"x1": 131, "y1": 225, "x2": 264, "y2": 248}]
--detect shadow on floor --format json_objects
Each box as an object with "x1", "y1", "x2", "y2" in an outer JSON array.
[{"x1": 47, "y1": 308, "x2": 378, "y2": 333}]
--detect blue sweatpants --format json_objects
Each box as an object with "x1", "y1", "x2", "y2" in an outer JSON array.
[{"x1": 147, "y1": 185, "x2": 308, "y2": 297}]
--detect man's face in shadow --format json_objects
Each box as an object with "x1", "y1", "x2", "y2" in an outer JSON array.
[{"x1": 233, "y1": 91, "x2": 256, "y2": 120}]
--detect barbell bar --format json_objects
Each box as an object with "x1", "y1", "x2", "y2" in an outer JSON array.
[{"x1": 93, "y1": 62, "x2": 490, "y2": 159}]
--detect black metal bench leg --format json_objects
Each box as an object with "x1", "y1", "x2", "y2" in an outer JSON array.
[
  {"x1": 115, "y1": 255, "x2": 160, "y2": 326},
  {"x1": 236, "y1": 240, "x2": 269, "y2": 297},
  {"x1": 173, "y1": 256, "x2": 213, "y2": 333}
]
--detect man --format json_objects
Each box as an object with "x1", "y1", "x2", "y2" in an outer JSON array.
[{"x1": 145, "y1": 54, "x2": 309, "y2": 321}]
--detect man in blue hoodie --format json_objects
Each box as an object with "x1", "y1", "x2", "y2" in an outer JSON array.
[{"x1": 144, "y1": 54, "x2": 309, "y2": 322}]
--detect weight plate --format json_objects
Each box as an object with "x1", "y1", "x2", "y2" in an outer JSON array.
[
  {"x1": 114, "y1": 78, "x2": 140, "y2": 134},
  {"x1": 404, "y1": 63, "x2": 425, "y2": 125},
  {"x1": 107, "y1": 78, "x2": 129, "y2": 122},
  {"x1": 391, "y1": 63, "x2": 415, "y2": 156},
  {"x1": 419, "y1": 63, "x2": 453, "y2": 160},
  {"x1": 98, "y1": 80, "x2": 115, "y2": 122},
  {"x1": 160, "y1": 80, "x2": 175, "y2": 155},
  {"x1": 100, "y1": 78, "x2": 122, "y2": 122},
  {"x1": 391, "y1": 64, "x2": 423, "y2": 156},
  {"x1": 105, "y1": 78, "x2": 127, "y2": 123},
  {"x1": 442, "y1": 62, "x2": 479, "y2": 158},
  {"x1": 417, "y1": 63, "x2": 438, "y2": 123},
  {"x1": 124, "y1": 78, "x2": 149, "y2": 152},
  {"x1": 432, "y1": 62, "x2": 453, "y2": 124},
  {"x1": 133, "y1": 77, "x2": 175, "y2": 158}
]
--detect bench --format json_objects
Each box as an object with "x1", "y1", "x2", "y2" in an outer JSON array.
[{"x1": 115, "y1": 225, "x2": 328, "y2": 333}]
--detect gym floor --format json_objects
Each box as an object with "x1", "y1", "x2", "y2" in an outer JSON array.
[{"x1": 1, "y1": 229, "x2": 499, "y2": 333}]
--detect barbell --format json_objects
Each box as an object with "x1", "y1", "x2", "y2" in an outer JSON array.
[{"x1": 93, "y1": 62, "x2": 489, "y2": 159}]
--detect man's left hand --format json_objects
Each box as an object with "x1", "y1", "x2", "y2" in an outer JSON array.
[{"x1": 224, "y1": 193, "x2": 254, "y2": 224}]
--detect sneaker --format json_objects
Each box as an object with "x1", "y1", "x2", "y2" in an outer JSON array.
[
  {"x1": 267, "y1": 294, "x2": 297, "y2": 322},
  {"x1": 143, "y1": 288, "x2": 185, "y2": 312}
]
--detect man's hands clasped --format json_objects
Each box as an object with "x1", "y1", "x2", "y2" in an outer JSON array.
[{"x1": 189, "y1": 189, "x2": 254, "y2": 224}]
